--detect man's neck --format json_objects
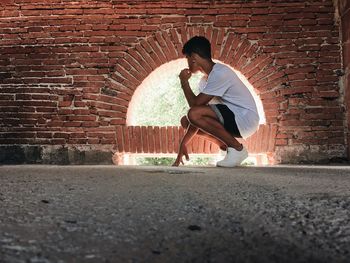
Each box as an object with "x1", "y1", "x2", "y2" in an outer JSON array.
[{"x1": 201, "y1": 60, "x2": 216, "y2": 76}]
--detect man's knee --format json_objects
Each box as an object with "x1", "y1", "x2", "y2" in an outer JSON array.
[
  {"x1": 180, "y1": 116, "x2": 189, "y2": 128},
  {"x1": 187, "y1": 106, "x2": 202, "y2": 125}
]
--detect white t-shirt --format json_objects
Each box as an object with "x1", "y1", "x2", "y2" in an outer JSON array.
[{"x1": 198, "y1": 63, "x2": 259, "y2": 139}]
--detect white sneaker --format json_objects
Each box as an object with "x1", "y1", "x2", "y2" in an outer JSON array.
[{"x1": 216, "y1": 146, "x2": 248, "y2": 167}]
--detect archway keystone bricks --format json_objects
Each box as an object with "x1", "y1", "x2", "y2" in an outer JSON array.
[{"x1": 0, "y1": 0, "x2": 346, "y2": 164}]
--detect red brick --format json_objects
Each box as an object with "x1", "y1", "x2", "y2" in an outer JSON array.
[
  {"x1": 224, "y1": 35, "x2": 241, "y2": 65},
  {"x1": 190, "y1": 135, "x2": 198, "y2": 153},
  {"x1": 203, "y1": 140, "x2": 210, "y2": 154},
  {"x1": 110, "y1": 119, "x2": 126, "y2": 125},
  {"x1": 67, "y1": 137, "x2": 87, "y2": 144},
  {"x1": 129, "y1": 126, "x2": 136, "y2": 153},
  {"x1": 160, "y1": 127, "x2": 167, "y2": 153},
  {"x1": 116, "y1": 126, "x2": 124, "y2": 152},
  {"x1": 197, "y1": 137, "x2": 205, "y2": 153},
  {"x1": 155, "y1": 32, "x2": 172, "y2": 61},
  {"x1": 148, "y1": 36, "x2": 167, "y2": 64},
  {"x1": 231, "y1": 40, "x2": 250, "y2": 67},
  {"x1": 210, "y1": 143, "x2": 220, "y2": 154},
  {"x1": 58, "y1": 101, "x2": 72, "y2": 107},
  {"x1": 167, "y1": 127, "x2": 174, "y2": 154},
  {"x1": 275, "y1": 138, "x2": 288, "y2": 146},
  {"x1": 82, "y1": 122, "x2": 99, "y2": 127},
  {"x1": 69, "y1": 132, "x2": 86, "y2": 138},
  {"x1": 154, "y1": 127, "x2": 161, "y2": 154},
  {"x1": 162, "y1": 31, "x2": 179, "y2": 60},
  {"x1": 128, "y1": 49, "x2": 153, "y2": 74},
  {"x1": 98, "y1": 111, "x2": 125, "y2": 118},
  {"x1": 172, "y1": 127, "x2": 179, "y2": 154},
  {"x1": 53, "y1": 132, "x2": 70, "y2": 139},
  {"x1": 114, "y1": 64, "x2": 141, "y2": 88},
  {"x1": 68, "y1": 116, "x2": 96, "y2": 121},
  {"x1": 134, "y1": 126, "x2": 142, "y2": 153},
  {"x1": 123, "y1": 126, "x2": 130, "y2": 153},
  {"x1": 141, "y1": 126, "x2": 149, "y2": 153},
  {"x1": 147, "y1": 126, "x2": 155, "y2": 153},
  {"x1": 262, "y1": 125, "x2": 271, "y2": 152},
  {"x1": 63, "y1": 122, "x2": 82, "y2": 127},
  {"x1": 135, "y1": 44, "x2": 157, "y2": 71}
]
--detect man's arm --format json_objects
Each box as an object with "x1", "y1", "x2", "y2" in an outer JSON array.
[
  {"x1": 172, "y1": 122, "x2": 198, "y2": 166},
  {"x1": 179, "y1": 69, "x2": 213, "y2": 107},
  {"x1": 173, "y1": 69, "x2": 215, "y2": 166}
]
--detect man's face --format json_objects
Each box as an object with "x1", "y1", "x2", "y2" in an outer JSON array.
[{"x1": 186, "y1": 54, "x2": 200, "y2": 73}]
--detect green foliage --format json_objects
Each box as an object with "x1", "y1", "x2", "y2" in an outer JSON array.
[
  {"x1": 135, "y1": 156, "x2": 216, "y2": 166},
  {"x1": 188, "y1": 156, "x2": 214, "y2": 166},
  {"x1": 133, "y1": 72, "x2": 203, "y2": 126},
  {"x1": 136, "y1": 157, "x2": 175, "y2": 166}
]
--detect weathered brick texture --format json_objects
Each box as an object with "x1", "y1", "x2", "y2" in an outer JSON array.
[
  {"x1": 338, "y1": 0, "x2": 350, "y2": 160},
  {"x1": 0, "y1": 0, "x2": 348, "y2": 164}
]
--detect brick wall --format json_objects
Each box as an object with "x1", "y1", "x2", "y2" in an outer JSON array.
[
  {"x1": 339, "y1": 0, "x2": 350, "y2": 160},
  {"x1": 0, "y1": 0, "x2": 347, "y2": 164}
]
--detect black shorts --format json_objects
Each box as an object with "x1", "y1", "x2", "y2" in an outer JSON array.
[{"x1": 210, "y1": 104, "x2": 242, "y2": 138}]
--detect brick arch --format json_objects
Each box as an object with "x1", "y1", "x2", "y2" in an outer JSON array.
[{"x1": 102, "y1": 26, "x2": 287, "y2": 164}]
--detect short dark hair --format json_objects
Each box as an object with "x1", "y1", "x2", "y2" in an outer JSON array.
[{"x1": 182, "y1": 36, "x2": 212, "y2": 59}]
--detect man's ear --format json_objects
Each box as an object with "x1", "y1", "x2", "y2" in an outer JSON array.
[{"x1": 192, "y1": 53, "x2": 201, "y2": 61}]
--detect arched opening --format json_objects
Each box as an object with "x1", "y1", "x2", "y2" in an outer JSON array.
[
  {"x1": 127, "y1": 58, "x2": 265, "y2": 126},
  {"x1": 109, "y1": 27, "x2": 285, "y2": 166},
  {"x1": 121, "y1": 58, "x2": 266, "y2": 165}
]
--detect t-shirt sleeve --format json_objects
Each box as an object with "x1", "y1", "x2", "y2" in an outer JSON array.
[
  {"x1": 201, "y1": 70, "x2": 229, "y2": 97},
  {"x1": 197, "y1": 76, "x2": 207, "y2": 93}
]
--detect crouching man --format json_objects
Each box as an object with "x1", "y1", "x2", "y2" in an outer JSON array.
[{"x1": 172, "y1": 36, "x2": 259, "y2": 167}]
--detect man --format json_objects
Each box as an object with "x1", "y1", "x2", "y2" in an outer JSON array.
[{"x1": 172, "y1": 36, "x2": 259, "y2": 167}]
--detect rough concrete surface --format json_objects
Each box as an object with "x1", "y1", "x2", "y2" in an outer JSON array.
[{"x1": 0, "y1": 165, "x2": 350, "y2": 263}]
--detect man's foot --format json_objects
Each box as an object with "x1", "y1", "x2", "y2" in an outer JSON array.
[{"x1": 216, "y1": 146, "x2": 248, "y2": 167}]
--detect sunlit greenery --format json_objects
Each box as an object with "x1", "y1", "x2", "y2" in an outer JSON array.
[
  {"x1": 132, "y1": 71, "x2": 203, "y2": 126},
  {"x1": 135, "y1": 157, "x2": 174, "y2": 166},
  {"x1": 135, "y1": 156, "x2": 217, "y2": 166}
]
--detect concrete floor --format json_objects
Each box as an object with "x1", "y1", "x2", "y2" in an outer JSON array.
[{"x1": 0, "y1": 165, "x2": 350, "y2": 263}]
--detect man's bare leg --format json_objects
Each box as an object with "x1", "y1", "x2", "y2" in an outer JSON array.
[
  {"x1": 187, "y1": 106, "x2": 243, "y2": 150},
  {"x1": 180, "y1": 116, "x2": 227, "y2": 151},
  {"x1": 173, "y1": 110, "x2": 241, "y2": 166}
]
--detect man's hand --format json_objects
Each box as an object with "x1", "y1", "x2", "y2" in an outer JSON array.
[
  {"x1": 179, "y1": 68, "x2": 192, "y2": 84},
  {"x1": 172, "y1": 144, "x2": 190, "y2": 166}
]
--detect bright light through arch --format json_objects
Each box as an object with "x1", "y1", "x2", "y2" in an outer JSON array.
[{"x1": 127, "y1": 58, "x2": 266, "y2": 126}]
